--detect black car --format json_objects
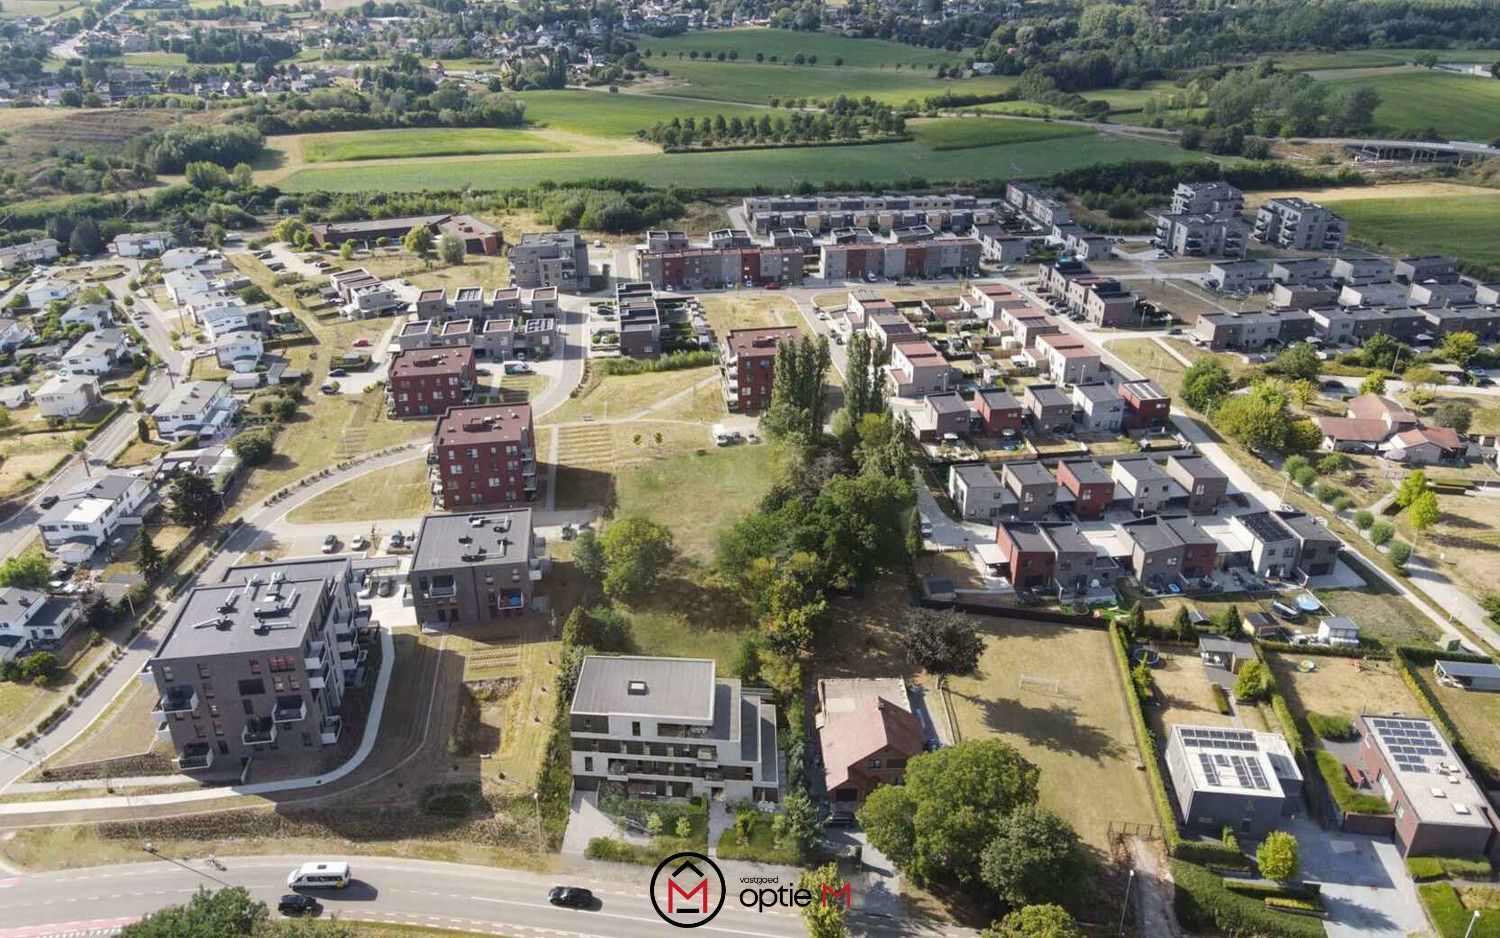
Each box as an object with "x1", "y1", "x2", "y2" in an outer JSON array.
[
  {"x1": 328, "y1": 368, "x2": 348, "y2": 377},
  {"x1": 278, "y1": 894, "x2": 318, "y2": 916},
  {"x1": 38, "y1": 494, "x2": 58, "y2": 509},
  {"x1": 548, "y1": 886, "x2": 594, "y2": 909},
  {"x1": 824, "y1": 811, "x2": 857, "y2": 829}
]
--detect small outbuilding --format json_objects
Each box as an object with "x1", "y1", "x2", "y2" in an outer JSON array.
[
  {"x1": 1317, "y1": 616, "x2": 1360, "y2": 648},
  {"x1": 1241, "y1": 611, "x2": 1279, "y2": 639},
  {"x1": 1199, "y1": 635, "x2": 1256, "y2": 673},
  {"x1": 1435, "y1": 660, "x2": 1500, "y2": 693}
]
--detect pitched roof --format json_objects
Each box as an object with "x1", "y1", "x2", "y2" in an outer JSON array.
[
  {"x1": 1316, "y1": 416, "x2": 1390, "y2": 443},
  {"x1": 1346, "y1": 394, "x2": 1415, "y2": 425},
  {"x1": 821, "y1": 696, "x2": 924, "y2": 792},
  {"x1": 1392, "y1": 426, "x2": 1462, "y2": 451}
]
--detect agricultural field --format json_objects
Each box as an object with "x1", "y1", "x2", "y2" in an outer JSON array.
[
  {"x1": 944, "y1": 620, "x2": 1156, "y2": 853},
  {"x1": 908, "y1": 117, "x2": 1092, "y2": 150},
  {"x1": 517, "y1": 89, "x2": 769, "y2": 138},
  {"x1": 121, "y1": 52, "x2": 189, "y2": 67},
  {"x1": 0, "y1": 0, "x2": 79, "y2": 16},
  {"x1": 1317, "y1": 69, "x2": 1500, "y2": 141},
  {"x1": 0, "y1": 107, "x2": 179, "y2": 178},
  {"x1": 647, "y1": 58, "x2": 1017, "y2": 106},
  {"x1": 1274, "y1": 48, "x2": 1492, "y2": 71},
  {"x1": 638, "y1": 28, "x2": 960, "y2": 69},
  {"x1": 280, "y1": 133, "x2": 1202, "y2": 193},
  {"x1": 298, "y1": 127, "x2": 568, "y2": 163}
]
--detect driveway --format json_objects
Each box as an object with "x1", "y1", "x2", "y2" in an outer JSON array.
[{"x1": 1289, "y1": 815, "x2": 1427, "y2": 938}]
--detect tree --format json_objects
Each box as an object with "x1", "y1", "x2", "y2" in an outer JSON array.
[
  {"x1": 136, "y1": 528, "x2": 165, "y2": 580},
  {"x1": 781, "y1": 787, "x2": 818, "y2": 859},
  {"x1": 438, "y1": 232, "x2": 466, "y2": 265},
  {"x1": 860, "y1": 740, "x2": 1040, "y2": 886},
  {"x1": 136, "y1": 414, "x2": 152, "y2": 443},
  {"x1": 675, "y1": 816, "x2": 692, "y2": 839},
  {"x1": 1214, "y1": 380, "x2": 1294, "y2": 452},
  {"x1": 800, "y1": 863, "x2": 848, "y2": 938},
  {"x1": 402, "y1": 225, "x2": 434, "y2": 258},
  {"x1": 1256, "y1": 830, "x2": 1300, "y2": 883},
  {"x1": 1270, "y1": 343, "x2": 1320, "y2": 382},
  {"x1": 1180, "y1": 358, "x2": 1233, "y2": 412},
  {"x1": 1408, "y1": 490, "x2": 1440, "y2": 533},
  {"x1": 1359, "y1": 371, "x2": 1388, "y2": 396},
  {"x1": 1442, "y1": 331, "x2": 1480, "y2": 367},
  {"x1": 1234, "y1": 660, "x2": 1270, "y2": 702},
  {"x1": 900, "y1": 607, "x2": 983, "y2": 677},
  {"x1": 1396, "y1": 469, "x2": 1428, "y2": 508},
  {"x1": 167, "y1": 472, "x2": 220, "y2": 527},
  {"x1": 572, "y1": 529, "x2": 605, "y2": 582},
  {"x1": 1433, "y1": 400, "x2": 1473, "y2": 434},
  {"x1": 1387, "y1": 540, "x2": 1413, "y2": 568},
  {"x1": 339, "y1": 239, "x2": 355, "y2": 260},
  {"x1": 0, "y1": 554, "x2": 50, "y2": 589},
  {"x1": 984, "y1": 904, "x2": 1084, "y2": 938},
  {"x1": 203, "y1": 223, "x2": 225, "y2": 248},
  {"x1": 979, "y1": 805, "x2": 1083, "y2": 907},
  {"x1": 1360, "y1": 333, "x2": 1405, "y2": 372},
  {"x1": 68, "y1": 218, "x2": 103, "y2": 256},
  {"x1": 229, "y1": 429, "x2": 274, "y2": 467},
  {"x1": 1402, "y1": 365, "x2": 1443, "y2": 405},
  {"x1": 120, "y1": 886, "x2": 266, "y2": 937},
  {"x1": 184, "y1": 161, "x2": 230, "y2": 190},
  {"x1": 1219, "y1": 603, "x2": 1240, "y2": 638},
  {"x1": 764, "y1": 334, "x2": 831, "y2": 440},
  {"x1": 598, "y1": 517, "x2": 674, "y2": 601}
]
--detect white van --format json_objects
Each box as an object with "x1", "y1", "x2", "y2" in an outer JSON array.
[{"x1": 287, "y1": 861, "x2": 351, "y2": 889}]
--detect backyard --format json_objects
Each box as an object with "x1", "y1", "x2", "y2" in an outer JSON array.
[
  {"x1": 1265, "y1": 651, "x2": 1420, "y2": 724},
  {"x1": 1413, "y1": 665, "x2": 1500, "y2": 782}
]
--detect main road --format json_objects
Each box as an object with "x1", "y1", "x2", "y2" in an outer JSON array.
[{"x1": 0, "y1": 855, "x2": 949, "y2": 938}]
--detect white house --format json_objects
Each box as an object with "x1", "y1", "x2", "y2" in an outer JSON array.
[
  {"x1": 214, "y1": 331, "x2": 263, "y2": 372},
  {"x1": 151, "y1": 380, "x2": 239, "y2": 441},
  {"x1": 26, "y1": 279, "x2": 78, "y2": 309},
  {"x1": 197, "y1": 298, "x2": 265, "y2": 340},
  {"x1": 162, "y1": 268, "x2": 211, "y2": 305},
  {"x1": 0, "y1": 318, "x2": 36, "y2": 353},
  {"x1": 0, "y1": 588, "x2": 80, "y2": 661},
  {"x1": 37, "y1": 474, "x2": 151, "y2": 564},
  {"x1": 61, "y1": 302, "x2": 114, "y2": 329},
  {"x1": 159, "y1": 247, "x2": 229, "y2": 272},
  {"x1": 0, "y1": 385, "x2": 31, "y2": 409},
  {"x1": 0, "y1": 238, "x2": 60, "y2": 271},
  {"x1": 36, "y1": 373, "x2": 102, "y2": 418},
  {"x1": 61, "y1": 327, "x2": 129, "y2": 375},
  {"x1": 109, "y1": 231, "x2": 172, "y2": 258}
]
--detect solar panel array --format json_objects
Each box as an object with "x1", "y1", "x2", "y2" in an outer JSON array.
[
  {"x1": 1179, "y1": 727, "x2": 1258, "y2": 752},
  {"x1": 1197, "y1": 751, "x2": 1272, "y2": 791},
  {"x1": 1369, "y1": 717, "x2": 1446, "y2": 775}
]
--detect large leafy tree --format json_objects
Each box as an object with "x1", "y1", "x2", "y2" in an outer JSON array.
[
  {"x1": 978, "y1": 805, "x2": 1084, "y2": 907},
  {"x1": 1395, "y1": 469, "x2": 1428, "y2": 508},
  {"x1": 168, "y1": 473, "x2": 221, "y2": 527},
  {"x1": 0, "y1": 553, "x2": 49, "y2": 589},
  {"x1": 1180, "y1": 358, "x2": 1233, "y2": 412},
  {"x1": 901, "y1": 607, "x2": 983, "y2": 677},
  {"x1": 799, "y1": 863, "x2": 848, "y2": 938},
  {"x1": 121, "y1": 887, "x2": 265, "y2": 937},
  {"x1": 1213, "y1": 380, "x2": 1294, "y2": 452},
  {"x1": 984, "y1": 904, "x2": 1084, "y2": 938},
  {"x1": 859, "y1": 740, "x2": 1041, "y2": 886},
  {"x1": 598, "y1": 516, "x2": 674, "y2": 601}
]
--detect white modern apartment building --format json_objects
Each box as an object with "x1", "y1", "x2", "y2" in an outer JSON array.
[{"x1": 568, "y1": 655, "x2": 780, "y2": 803}]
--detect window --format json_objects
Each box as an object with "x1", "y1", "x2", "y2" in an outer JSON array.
[
  {"x1": 868, "y1": 758, "x2": 882, "y2": 769},
  {"x1": 269, "y1": 656, "x2": 295, "y2": 673},
  {"x1": 196, "y1": 664, "x2": 211, "y2": 679},
  {"x1": 247, "y1": 659, "x2": 261, "y2": 675},
  {"x1": 631, "y1": 721, "x2": 641, "y2": 737},
  {"x1": 584, "y1": 756, "x2": 594, "y2": 773},
  {"x1": 242, "y1": 700, "x2": 255, "y2": 715}
]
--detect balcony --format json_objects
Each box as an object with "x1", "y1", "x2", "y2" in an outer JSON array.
[
  {"x1": 273, "y1": 698, "x2": 307, "y2": 724},
  {"x1": 308, "y1": 673, "x2": 327, "y2": 690},
  {"x1": 177, "y1": 743, "x2": 214, "y2": 771},
  {"x1": 242, "y1": 719, "x2": 277, "y2": 746},
  {"x1": 320, "y1": 715, "x2": 342, "y2": 745},
  {"x1": 137, "y1": 665, "x2": 158, "y2": 688},
  {"x1": 157, "y1": 688, "x2": 198, "y2": 715},
  {"x1": 155, "y1": 721, "x2": 173, "y2": 744}
]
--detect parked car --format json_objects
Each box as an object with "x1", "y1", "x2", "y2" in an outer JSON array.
[
  {"x1": 321, "y1": 534, "x2": 338, "y2": 554},
  {"x1": 918, "y1": 518, "x2": 934, "y2": 538},
  {"x1": 38, "y1": 494, "x2": 58, "y2": 509},
  {"x1": 824, "y1": 811, "x2": 857, "y2": 829},
  {"x1": 378, "y1": 577, "x2": 395, "y2": 598},
  {"x1": 352, "y1": 339, "x2": 371, "y2": 348},
  {"x1": 359, "y1": 578, "x2": 376, "y2": 599},
  {"x1": 278, "y1": 894, "x2": 319, "y2": 916},
  {"x1": 328, "y1": 368, "x2": 348, "y2": 378},
  {"x1": 548, "y1": 886, "x2": 594, "y2": 909},
  {"x1": 350, "y1": 535, "x2": 369, "y2": 552}
]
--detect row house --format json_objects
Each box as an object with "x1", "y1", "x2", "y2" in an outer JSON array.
[
  {"x1": 1270, "y1": 258, "x2": 1333, "y2": 285},
  {"x1": 1207, "y1": 260, "x2": 1272, "y2": 294},
  {"x1": 1394, "y1": 255, "x2": 1459, "y2": 285},
  {"x1": 1120, "y1": 380, "x2": 1171, "y2": 429},
  {"x1": 1423, "y1": 305, "x2": 1500, "y2": 342},
  {"x1": 1164, "y1": 455, "x2": 1229, "y2": 513},
  {"x1": 1308, "y1": 306, "x2": 1428, "y2": 345},
  {"x1": 884, "y1": 339, "x2": 951, "y2": 398},
  {"x1": 1057, "y1": 458, "x2": 1114, "y2": 520},
  {"x1": 995, "y1": 520, "x2": 1100, "y2": 597},
  {"x1": 1112, "y1": 457, "x2": 1182, "y2": 515},
  {"x1": 1331, "y1": 256, "x2": 1394, "y2": 284},
  {"x1": 1002, "y1": 460, "x2": 1060, "y2": 519},
  {"x1": 1270, "y1": 283, "x2": 1340, "y2": 310},
  {"x1": 1036, "y1": 333, "x2": 1103, "y2": 385},
  {"x1": 948, "y1": 463, "x2": 1010, "y2": 521},
  {"x1": 1192, "y1": 309, "x2": 1315, "y2": 351},
  {"x1": 1122, "y1": 515, "x2": 1219, "y2": 588},
  {"x1": 1023, "y1": 383, "x2": 1074, "y2": 433},
  {"x1": 1072, "y1": 383, "x2": 1124, "y2": 432},
  {"x1": 973, "y1": 388, "x2": 1024, "y2": 434}
]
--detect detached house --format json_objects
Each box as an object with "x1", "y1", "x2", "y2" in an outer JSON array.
[
  {"x1": 36, "y1": 373, "x2": 101, "y2": 418},
  {"x1": 0, "y1": 588, "x2": 80, "y2": 661},
  {"x1": 151, "y1": 380, "x2": 239, "y2": 441},
  {"x1": 37, "y1": 474, "x2": 150, "y2": 564},
  {"x1": 817, "y1": 678, "x2": 924, "y2": 806},
  {"x1": 1165, "y1": 455, "x2": 1229, "y2": 514},
  {"x1": 948, "y1": 463, "x2": 1009, "y2": 521},
  {"x1": 61, "y1": 328, "x2": 128, "y2": 375}
]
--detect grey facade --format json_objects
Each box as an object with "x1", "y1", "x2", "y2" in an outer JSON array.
[
  {"x1": 1023, "y1": 383, "x2": 1073, "y2": 432},
  {"x1": 1170, "y1": 181, "x2": 1243, "y2": 216},
  {"x1": 1254, "y1": 198, "x2": 1347, "y2": 251},
  {"x1": 508, "y1": 231, "x2": 589, "y2": 291},
  {"x1": 1002, "y1": 461, "x2": 1059, "y2": 519},
  {"x1": 1166, "y1": 725, "x2": 1302, "y2": 837},
  {"x1": 1207, "y1": 260, "x2": 1271, "y2": 293},
  {"x1": 408, "y1": 509, "x2": 541, "y2": 628},
  {"x1": 1166, "y1": 455, "x2": 1229, "y2": 514},
  {"x1": 1155, "y1": 213, "x2": 1250, "y2": 258}
]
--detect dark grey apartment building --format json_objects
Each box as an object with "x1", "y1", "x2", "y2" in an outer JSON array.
[
  {"x1": 408, "y1": 508, "x2": 541, "y2": 628},
  {"x1": 1253, "y1": 198, "x2": 1347, "y2": 251},
  {"x1": 508, "y1": 231, "x2": 589, "y2": 291},
  {"x1": 147, "y1": 557, "x2": 366, "y2": 774}
]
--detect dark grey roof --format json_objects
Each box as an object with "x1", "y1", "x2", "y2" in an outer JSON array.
[
  {"x1": 1163, "y1": 515, "x2": 1216, "y2": 547},
  {"x1": 1060, "y1": 459, "x2": 1111, "y2": 486},
  {"x1": 411, "y1": 509, "x2": 534, "y2": 573},
  {"x1": 571, "y1": 655, "x2": 716, "y2": 720},
  {"x1": 952, "y1": 463, "x2": 1001, "y2": 488},
  {"x1": 975, "y1": 388, "x2": 1021, "y2": 410},
  {"x1": 1000, "y1": 521, "x2": 1052, "y2": 552},
  {"x1": 156, "y1": 575, "x2": 329, "y2": 660},
  {"x1": 1236, "y1": 511, "x2": 1295, "y2": 544},
  {"x1": 1199, "y1": 635, "x2": 1254, "y2": 657},
  {"x1": 1041, "y1": 522, "x2": 1092, "y2": 556},
  {"x1": 1025, "y1": 384, "x2": 1071, "y2": 407},
  {"x1": 1276, "y1": 511, "x2": 1338, "y2": 545},
  {"x1": 926, "y1": 392, "x2": 969, "y2": 414},
  {"x1": 1436, "y1": 660, "x2": 1500, "y2": 679},
  {"x1": 1114, "y1": 457, "x2": 1169, "y2": 484},
  {"x1": 1168, "y1": 455, "x2": 1227, "y2": 483},
  {"x1": 1124, "y1": 518, "x2": 1179, "y2": 553},
  {"x1": 1073, "y1": 383, "x2": 1118, "y2": 405},
  {"x1": 1004, "y1": 461, "x2": 1056, "y2": 488}
]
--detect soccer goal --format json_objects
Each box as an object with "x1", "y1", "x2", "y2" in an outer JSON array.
[{"x1": 1018, "y1": 675, "x2": 1062, "y2": 694}]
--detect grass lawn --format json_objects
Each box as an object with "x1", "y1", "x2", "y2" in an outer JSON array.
[
  {"x1": 121, "y1": 52, "x2": 188, "y2": 67},
  {"x1": 1275, "y1": 49, "x2": 1489, "y2": 71},
  {"x1": 1266, "y1": 651, "x2": 1419, "y2": 724},
  {"x1": 1414, "y1": 664, "x2": 1500, "y2": 782},
  {"x1": 640, "y1": 28, "x2": 960, "y2": 69},
  {"x1": 715, "y1": 811, "x2": 800, "y2": 865},
  {"x1": 908, "y1": 117, "x2": 1092, "y2": 150},
  {"x1": 553, "y1": 421, "x2": 713, "y2": 511},
  {"x1": 943, "y1": 619, "x2": 1155, "y2": 854},
  {"x1": 697, "y1": 293, "x2": 804, "y2": 339},
  {"x1": 543, "y1": 367, "x2": 720, "y2": 424},
  {"x1": 1392, "y1": 492, "x2": 1500, "y2": 602},
  {"x1": 614, "y1": 444, "x2": 778, "y2": 562},
  {"x1": 1318, "y1": 69, "x2": 1500, "y2": 140},
  {"x1": 445, "y1": 635, "x2": 559, "y2": 788},
  {"x1": 0, "y1": 628, "x2": 115, "y2": 745},
  {"x1": 280, "y1": 131, "x2": 1199, "y2": 193},
  {"x1": 0, "y1": 0, "x2": 79, "y2": 16},
  {"x1": 1143, "y1": 645, "x2": 1237, "y2": 736},
  {"x1": 286, "y1": 457, "x2": 433, "y2": 524},
  {"x1": 1314, "y1": 586, "x2": 1443, "y2": 647},
  {"x1": 517, "y1": 89, "x2": 768, "y2": 138},
  {"x1": 1080, "y1": 81, "x2": 1184, "y2": 113},
  {"x1": 299, "y1": 127, "x2": 567, "y2": 163},
  {"x1": 0, "y1": 430, "x2": 79, "y2": 499},
  {"x1": 615, "y1": 574, "x2": 756, "y2": 673},
  {"x1": 649, "y1": 59, "x2": 1017, "y2": 106}
]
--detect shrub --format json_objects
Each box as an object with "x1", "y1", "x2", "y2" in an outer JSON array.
[
  {"x1": 1354, "y1": 510, "x2": 1375, "y2": 530},
  {"x1": 1315, "y1": 750, "x2": 1391, "y2": 815},
  {"x1": 1282, "y1": 455, "x2": 1310, "y2": 477},
  {"x1": 1209, "y1": 682, "x2": 1232, "y2": 714},
  {"x1": 1306, "y1": 712, "x2": 1354, "y2": 740},
  {"x1": 1172, "y1": 860, "x2": 1325, "y2": 938},
  {"x1": 1313, "y1": 483, "x2": 1341, "y2": 503},
  {"x1": 1416, "y1": 883, "x2": 1500, "y2": 938},
  {"x1": 1234, "y1": 661, "x2": 1270, "y2": 703},
  {"x1": 1292, "y1": 465, "x2": 1317, "y2": 488},
  {"x1": 1265, "y1": 896, "x2": 1325, "y2": 915},
  {"x1": 1331, "y1": 495, "x2": 1354, "y2": 512},
  {"x1": 1388, "y1": 540, "x2": 1413, "y2": 568},
  {"x1": 1407, "y1": 856, "x2": 1447, "y2": 882},
  {"x1": 1369, "y1": 522, "x2": 1395, "y2": 546},
  {"x1": 1257, "y1": 831, "x2": 1300, "y2": 883}
]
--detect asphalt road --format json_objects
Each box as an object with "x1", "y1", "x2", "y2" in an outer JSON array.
[{"x1": 0, "y1": 855, "x2": 939, "y2": 938}]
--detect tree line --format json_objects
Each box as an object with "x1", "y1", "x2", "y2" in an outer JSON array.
[{"x1": 640, "y1": 103, "x2": 905, "y2": 150}]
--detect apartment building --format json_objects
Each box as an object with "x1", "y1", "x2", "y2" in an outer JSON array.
[
  {"x1": 1057, "y1": 458, "x2": 1114, "y2": 520},
  {"x1": 569, "y1": 655, "x2": 780, "y2": 803},
  {"x1": 147, "y1": 557, "x2": 365, "y2": 773},
  {"x1": 1253, "y1": 198, "x2": 1347, "y2": 250},
  {"x1": 1004, "y1": 183, "x2": 1072, "y2": 228},
  {"x1": 430, "y1": 404, "x2": 537, "y2": 510},
  {"x1": 742, "y1": 193, "x2": 995, "y2": 235},
  {"x1": 616, "y1": 283, "x2": 663, "y2": 359},
  {"x1": 636, "y1": 244, "x2": 802, "y2": 290},
  {"x1": 948, "y1": 463, "x2": 1009, "y2": 521},
  {"x1": 386, "y1": 347, "x2": 476, "y2": 419},
  {"x1": 408, "y1": 508, "x2": 541, "y2": 627},
  {"x1": 721, "y1": 326, "x2": 799, "y2": 414},
  {"x1": 818, "y1": 236, "x2": 981, "y2": 281},
  {"x1": 310, "y1": 213, "x2": 501, "y2": 256},
  {"x1": 1193, "y1": 309, "x2": 1315, "y2": 351},
  {"x1": 1120, "y1": 380, "x2": 1171, "y2": 429},
  {"x1": 1170, "y1": 181, "x2": 1244, "y2": 216},
  {"x1": 509, "y1": 231, "x2": 589, "y2": 290},
  {"x1": 1155, "y1": 214, "x2": 1250, "y2": 258},
  {"x1": 885, "y1": 339, "x2": 951, "y2": 398}
]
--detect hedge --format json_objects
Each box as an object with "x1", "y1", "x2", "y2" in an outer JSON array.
[
  {"x1": 1314, "y1": 750, "x2": 1391, "y2": 816},
  {"x1": 1172, "y1": 860, "x2": 1326, "y2": 938},
  {"x1": 1210, "y1": 682, "x2": 1232, "y2": 715},
  {"x1": 1224, "y1": 879, "x2": 1322, "y2": 901},
  {"x1": 1418, "y1": 883, "x2": 1500, "y2": 938},
  {"x1": 1265, "y1": 896, "x2": 1326, "y2": 916},
  {"x1": 1307, "y1": 711, "x2": 1354, "y2": 741},
  {"x1": 1109, "y1": 623, "x2": 1183, "y2": 853}
]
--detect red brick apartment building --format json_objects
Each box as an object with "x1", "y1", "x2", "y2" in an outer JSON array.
[
  {"x1": 430, "y1": 403, "x2": 537, "y2": 508},
  {"x1": 387, "y1": 347, "x2": 475, "y2": 418},
  {"x1": 722, "y1": 326, "x2": 800, "y2": 414}
]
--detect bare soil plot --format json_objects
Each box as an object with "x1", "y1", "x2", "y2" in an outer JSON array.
[
  {"x1": 1266, "y1": 652, "x2": 1420, "y2": 725},
  {"x1": 0, "y1": 431, "x2": 77, "y2": 499},
  {"x1": 1413, "y1": 665, "x2": 1500, "y2": 781},
  {"x1": 944, "y1": 619, "x2": 1156, "y2": 853},
  {"x1": 913, "y1": 550, "x2": 985, "y2": 589}
]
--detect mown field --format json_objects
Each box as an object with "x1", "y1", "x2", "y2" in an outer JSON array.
[
  {"x1": 1274, "y1": 184, "x2": 1500, "y2": 275},
  {"x1": 1318, "y1": 68, "x2": 1500, "y2": 141},
  {"x1": 909, "y1": 117, "x2": 1092, "y2": 150},
  {"x1": 299, "y1": 127, "x2": 568, "y2": 162},
  {"x1": 647, "y1": 58, "x2": 1017, "y2": 105},
  {"x1": 280, "y1": 132, "x2": 1201, "y2": 192},
  {"x1": 0, "y1": 0, "x2": 78, "y2": 16},
  {"x1": 1274, "y1": 48, "x2": 1493, "y2": 71},
  {"x1": 517, "y1": 89, "x2": 769, "y2": 137},
  {"x1": 639, "y1": 27, "x2": 960, "y2": 69}
]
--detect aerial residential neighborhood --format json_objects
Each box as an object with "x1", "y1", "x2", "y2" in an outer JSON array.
[{"x1": 0, "y1": 2, "x2": 1497, "y2": 937}]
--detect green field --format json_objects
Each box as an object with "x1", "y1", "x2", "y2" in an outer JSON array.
[
  {"x1": 1319, "y1": 69, "x2": 1500, "y2": 140},
  {"x1": 280, "y1": 133, "x2": 1204, "y2": 193},
  {"x1": 648, "y1": 58, "x2": 1017, "y2": 105},
  {"x1": 1275, "y1": 48, "x2": 1493, "y2": 71},
  {"x1": 1324, "y1": 189, "x2": 1500, "y2": 275},
  {"x1": 640, "y1": 27, "x2": 960, "y2": 69},
  {"x1": 518, "y1": 89, "x2": 769, "y2": 137},
  {"x1": 0, "y1": 0, "x2": 78, "y2": 16},
  {"x1": 1079, "y1": 80, "x2": 1185, "y2": 112},
  {"x1": 300, "y1": 127, "x2": 567, "y2": 162},
  {"x1": 909, "y1": 117, "x2": 1092, "y2": 150},
  {"x1": 121, "y1": 52, "x2": 189, "y2": 67}
]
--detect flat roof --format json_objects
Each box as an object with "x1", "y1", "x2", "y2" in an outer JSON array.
[
  {"x1": 157, "y1": 572, "x2": 332, "y2": 660},
  {"x1": 434, "y1": 403, "x2": 532, "y2": 447},
  {"x1": 571, "y1": 655, "x2": 716, "y2": 720},
  {"x1": 411, "y1": 508, "x2": 534, "y2": 572},
  {"x1": 1363, "y1": 715, "x2": 1495, "y2": 829},
  {"x1": 1004, "y1": 460, "x2": 1055, "y2": 487},
  {"x1": 1172, "y1": 725, "x2": 1292, "y2": 799}
]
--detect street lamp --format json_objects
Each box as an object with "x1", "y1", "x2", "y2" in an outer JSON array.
[
  {"x1": 532, "y1": 791, "x2": 543, "y2": 849},
  {"x1": 1117, "y1": 868, "x2": 1136, "y2": 937},
  {"x1": 1464, "y1": 910, "x2": 1481, "y2": 938}
]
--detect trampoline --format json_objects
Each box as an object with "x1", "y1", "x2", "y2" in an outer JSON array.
[{"x1": 1131, "y1": 647, "x2": 1162, "y2": 668}]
